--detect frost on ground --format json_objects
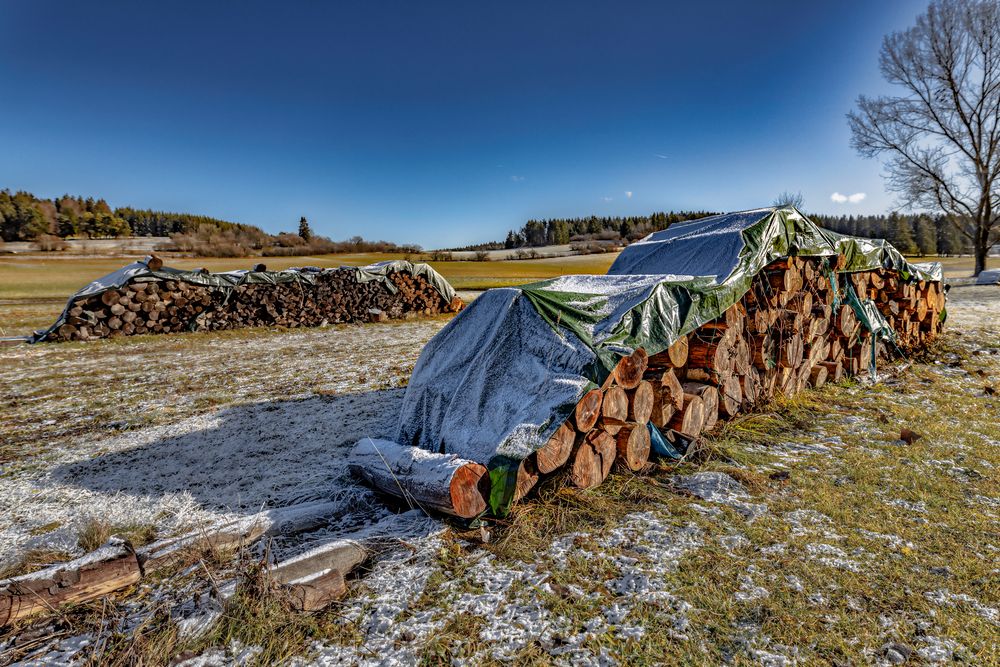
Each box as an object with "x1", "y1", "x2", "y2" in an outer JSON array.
[{"x1": 2, "y1": 288, "x2": 999, "y2": 665}]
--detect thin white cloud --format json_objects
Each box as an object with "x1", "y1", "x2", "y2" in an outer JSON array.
[
  {"x1": 510, "y1": 175, "x2": 525, "y2": 182},
  {"x1": 602, "y1": 196, "x2": 613, "y2": 202},
  {"x1": 625, "y1": 191, "x2": 633, "y2": 199},
  {"x1": 654, "y1": 154, "x2": 669, "y2": 159},
  {"x1": 831, "y1": 191, "x2": 866, "y2": 204}
]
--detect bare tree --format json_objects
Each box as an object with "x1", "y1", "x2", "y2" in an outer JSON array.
[
  {"x1": 848, "y1": 0, "x2": 1000, "y2": 275},
  {"x1": 772, "y1": 191, "x2": 805, "y2": 209}
]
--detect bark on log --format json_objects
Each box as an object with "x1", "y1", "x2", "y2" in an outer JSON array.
[
  {"x1": 349, "y1": 438, "x2": 489, "y2": 518},
  {"x1": 1, "y1": 539, "x2": 140, "y2": 626}
]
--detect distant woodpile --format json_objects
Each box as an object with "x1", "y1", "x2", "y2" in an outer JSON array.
[{"x1": 46, "y1": 260, "x2": 463, "y2": 342}]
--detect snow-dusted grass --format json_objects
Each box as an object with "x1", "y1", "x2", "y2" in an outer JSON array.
[
  {"x1": 0, "y1": 316, "x2": 455, "y2": 574},
  {"x1": 1, "y1": 288, "x2": 998, "y2": 665}
]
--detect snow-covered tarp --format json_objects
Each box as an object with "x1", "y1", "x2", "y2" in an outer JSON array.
[
  {"x1": 392, "y1": 207, "x2": 942, "y2": 512},
  {"x1": 975, "y1": 268, "x2": 1000, "y2": 285},
  {"x1": 31, "y1": 259, "x2": 456, "y2": 343}
]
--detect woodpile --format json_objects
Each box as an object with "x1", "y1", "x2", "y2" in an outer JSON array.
[
  {"x1": 510, "y1": 256, "x2": 945, "y2": 498},
  {"x1": 47, "y1": 267, "x2": 463, "y2": 342}
]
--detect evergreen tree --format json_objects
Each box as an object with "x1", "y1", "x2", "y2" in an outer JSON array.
[
  {"x1": 914, "y1": 215, "x2": 937, "y2": 256},
  {"x1": 298, "y1": 216, "x2": 313, "y2": 241}
]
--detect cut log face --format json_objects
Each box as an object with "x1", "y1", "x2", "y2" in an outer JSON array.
[
  {"x1": 513, "y1": 456, "x2": 540, "y2": 501},
  {"x1": 602, "y1": 386, "x2": 629, "y2": 424},
  {"x1": 809, "y1": 365, "x2": 828, "y2": 388},
  {"x1": 570, "y1": 431, "x2": 617, "y2": 490},
  {"x1": 718, "y1": 374, "x2": 743, "y2": 418},
  {"x1": 667, "y1": 335, "x2": 689, "y2": 367},
  {"x1": 684, "y1": 382, "x2": 719, "y2": 430},
  {"x1": 657, "y1": 368, "x2": 685, "y2": 410},
  {"x1": 536, "y1": 422, "x2": 576, "y2": 473},
  {"x1": 627, "y1": 381, "x2": 654, "y2": 424},
  {"x1": 613, "y1": 349, "x2": 649, "y2": 389},
  {"x1": 592, "y1": 430, "x2": 617, "y2": 480},
  {"x1": 668, "y1": 393, "x2": 705, "y2": 437},
  {"x1": 649, "y1": 384, "x2": 677, "y2": 429},
  {"x1": 616, "y1": 424, "x2": 651, "y2": 471},
  {"x1": 575, "y1": 389, "x2": 604, "y2": 432}
]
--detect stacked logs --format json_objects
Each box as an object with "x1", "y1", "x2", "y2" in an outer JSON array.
[
  {"x1": 48, "y1": 268, "x2": 464, "y2": 342},
  {"x1": 513, "y1": 255, "x2": 945, "y2": 497}
]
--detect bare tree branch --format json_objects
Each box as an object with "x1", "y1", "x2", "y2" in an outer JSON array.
[{"x1": 850, "y1": 0, "x2": 1000, "y2": 274}]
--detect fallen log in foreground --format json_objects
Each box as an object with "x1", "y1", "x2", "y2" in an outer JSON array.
[
  {"x1": 349, "y1": 438, "x2": 490, "y2": 518},
  {"x1": 0, "y1": 501, "x2": 345, "y2": 627},
  {"x1": 1, "y1": 539, "x2": 140, "y2": 627}
]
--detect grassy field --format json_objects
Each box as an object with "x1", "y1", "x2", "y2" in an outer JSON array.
[
  {"x1": 1, "y1": 251, "x2": 995, "y2": 337},
  {"x1": 0, "y1": 252, "x2": 617, "y2": 335},
  {"x1": 1, "y1": 287, "x2": 996, "y2": 664}
]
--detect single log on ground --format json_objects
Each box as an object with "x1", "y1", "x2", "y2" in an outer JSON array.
[
  {"x1": 536, "y1": 422, "x2": 576, "y2": 473},
  {"x1": 1, "y1": 539, "x2": 140, "y2": 626},
  {"x1": 349, "y1": 438, "x2": 489, "y2": 518},
  {"x1": 269, "y1": 539, "x2": 368, "y2": 588},
  {"x1": 575, "y1": 389, "x2": 603, "y2": 432},
  {"x1": 616, "y1": 424, "x2": 651, "y2": 471},
  {"x1": 285, "y1": 570, "x2": 346, "y2": 612}
]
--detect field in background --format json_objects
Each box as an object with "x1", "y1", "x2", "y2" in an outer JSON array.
[
  {"x1": 0, "y1": 253, "x2": 616, "y2": 335},
  {"x1": 1, "y1": 252, "x2": 994, "y2": 336}
]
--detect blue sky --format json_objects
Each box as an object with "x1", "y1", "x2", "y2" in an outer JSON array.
[{"x1": 0, "y1": 1, "x2": 928, "y2": 248}]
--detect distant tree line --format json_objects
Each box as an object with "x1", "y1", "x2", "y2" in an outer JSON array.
[
  {"x1": 810, "y1": 212, "x2": 973, "y2": 256},
  {"x1": 455, "y1": 209, "x2": 975, "y2": 257},
  {"x1": 0, "y1": 188, "x2": 256, "y2": 242},
  {"x1": 450, "y1": 211, "x2": 719, "y2": 251},
  {"x1": 0, "y1": 189, "x2": 419, "y2": 258}
]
